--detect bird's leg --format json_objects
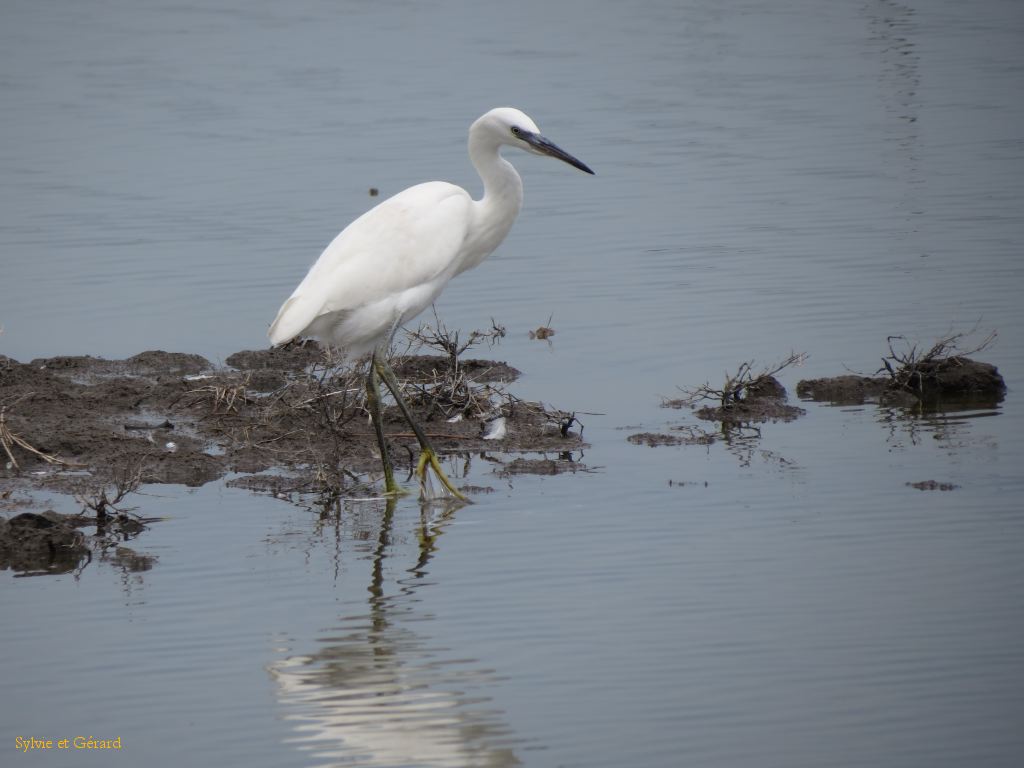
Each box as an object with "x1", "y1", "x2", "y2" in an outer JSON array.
[
  {"x1": 372, "y1": 353, "x2": 469, "y2": 503},
  {"x1": 365, "y1": 354, "x2": 403, "y2": 498}
]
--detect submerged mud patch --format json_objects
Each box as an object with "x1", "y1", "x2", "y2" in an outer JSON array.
[
  {"x1": 636, "y1": 353, "x2": 1008, "y2": 487},
  {"x1": 632, "y1": 376, "x2": 804, "y2": 459},
  {"x1": 496, "y1": 456, "x2": 586, "y2": 477},
  {"x1": 627, "y1": 432, "x2": 686, "y2": 447},
  {"x1": 906, "y1": 480, "x2": 960, "y2": 492}
]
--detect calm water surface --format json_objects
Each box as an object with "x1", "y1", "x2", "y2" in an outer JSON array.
[{"x1": 2, "y1": 1, "x2": 1023, "y2": 766}]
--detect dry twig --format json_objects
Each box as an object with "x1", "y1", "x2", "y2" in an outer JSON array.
[
  {"x1": 877, "y1": 329, "x2": 997, "y2": 395},
  {"x1": 405, "y1": 308, "x2": 506, "y2": 366},
  {"x1": 178, "y1": 372, "x2": 254, "y2": 415},
  {"x1": 671, "y1": 352, "x2": 807, "y2": 410},
  {"x1": 74, "y1": 459, "x2": 148, "y2": 520},
  {"x1": 401, "y1": 311, "x2": 508, "y2": 421},
  {"x1": 1, "y1": 392, "x2": 75, "y2": 471}
]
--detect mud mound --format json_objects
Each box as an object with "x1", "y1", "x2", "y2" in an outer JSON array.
[
  {"x1": 905, "y1": 357, "x2": 1005, "y2": 398},
  {"x1": 225, "y1": 341, "x2": 324, "y2": 371},
  {"x1": 795, "y1": 375, "x2": 890, "y2": 405},
  {"x1": 27, "y1": 351, "x2": 211, "y2": 378},
  {"x1": 692, "y1": 376, "x2": 805, "y2": 424},
  {"x1": 392, "y1": 355, "x2": 520, "y2": 384},
  {"x1": 0, "y1": 512, "x2": 88, "y2": 575},
  {"x1": 797, "y1": 356, "x2": 1006, "y2": 407},
  {"x1": 2, "y1": 347, "x2": 584, "y2": 507}
]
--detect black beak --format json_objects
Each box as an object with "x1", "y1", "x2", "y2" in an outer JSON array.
[{"x1": 523, "y1": 132, "x2": 595, "y2": 175}]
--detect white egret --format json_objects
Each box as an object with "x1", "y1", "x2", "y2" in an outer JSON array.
[{"x1": 268, "y1": 107, "x2": 593, "y2": 501}]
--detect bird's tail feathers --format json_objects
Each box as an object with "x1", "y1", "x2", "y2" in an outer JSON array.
[{"x1": 268, "y1": 294, "x2": 318, "y2": 346}]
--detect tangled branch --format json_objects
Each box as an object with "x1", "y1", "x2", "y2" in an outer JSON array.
[
  {"x1": 877, "y1": 329, "x2": 997, "y2": 395},
  {"x1": 401, "y1": 311, "x2": 509, "y2": 421},
  {"x1": 405, "y1": 308, "x2": 506, "y2": 368},
  {"x1": 671, "y1": 352, "x2": 807, "y2": 410},
  {"x1": 74, "y1": 458, "x2": 148, "y2": 521}
]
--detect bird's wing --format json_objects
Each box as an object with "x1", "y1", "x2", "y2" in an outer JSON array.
[{"x1": 268, "y1": 182, "x2": 472, "y2": 345}]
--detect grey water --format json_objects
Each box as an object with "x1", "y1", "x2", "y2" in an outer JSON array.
[{"x1": 2, "y1": 0, "x2": 1024, "y2": 766}]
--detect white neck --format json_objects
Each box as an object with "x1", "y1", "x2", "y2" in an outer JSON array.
[{"x1": 457, "y1": 131, "x2": 524, "y2": 274}]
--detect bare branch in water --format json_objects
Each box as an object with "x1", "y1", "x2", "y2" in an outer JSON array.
[
  {"x1": 877, "y1": 327, "x2": 997, "y2": 396},
  {"x1": 669, "y1": 351, "x2": 808, "y2": 410}
]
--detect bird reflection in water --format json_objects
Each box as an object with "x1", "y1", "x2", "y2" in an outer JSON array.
[{"x1": 268, "y1": 497, "x2": 522, "y2": 767}]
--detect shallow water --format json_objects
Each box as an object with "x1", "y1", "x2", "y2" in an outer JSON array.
[{"x1": 3, "y1": 1, "x2": 1024, "y2": 766}]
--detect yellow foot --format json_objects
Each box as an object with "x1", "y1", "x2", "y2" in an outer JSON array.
[{"x1": 415, "y1": 450, "x2": 470, "y2": 503}]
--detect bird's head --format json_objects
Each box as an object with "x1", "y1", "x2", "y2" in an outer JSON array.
[{"x1": 473, "y1": 107, "x2": 594, "y2": 175}]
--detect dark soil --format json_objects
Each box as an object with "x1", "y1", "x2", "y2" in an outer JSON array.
[
  {"x1": 797, "y1": 356, "x2": 1005, "y2": 407},
  {"x1": 0, "y1": 511, "x2": 88, "y2": 575},
  {"x1": 391, "y1": 354, "x2": 520, "y2": 384},
  {"x1": 0, "y1": 507, "x2": 155, "y2": 576},
  {"x1": 795, "y1": 375, "x2": 892, "y2": 406},
  {"x1": 0, "y1": 346, "x2": 586, "y2": 523},
  {"x1": 894, "y1": 356, "x2": 1006, "y2": 403}
]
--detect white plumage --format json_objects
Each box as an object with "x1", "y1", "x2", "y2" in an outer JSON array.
[
  {"x1": 266, "y1": 107, "x2": 592, "y2": 501},
  {"x1": 268, "y1": 107, "x2": 593, "y2": 357}
]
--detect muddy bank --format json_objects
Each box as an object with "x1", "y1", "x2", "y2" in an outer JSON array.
[
  {"x1": 0, "y1": 511, "x2": 87, "y2": 575},
  {"x1": 0, "y1": 507, "x2": 155, "y2": 577},
  {"x1": 796, "y1": 356, "x2": 1006, "y2": 407},
  {"x1": 0, "y1": 345, "x2": 585, "y2": 510}
]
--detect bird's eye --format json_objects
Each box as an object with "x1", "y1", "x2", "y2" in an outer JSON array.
[{"x1": 511, "y1": 126, "x2": 521, "y2": 137}]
